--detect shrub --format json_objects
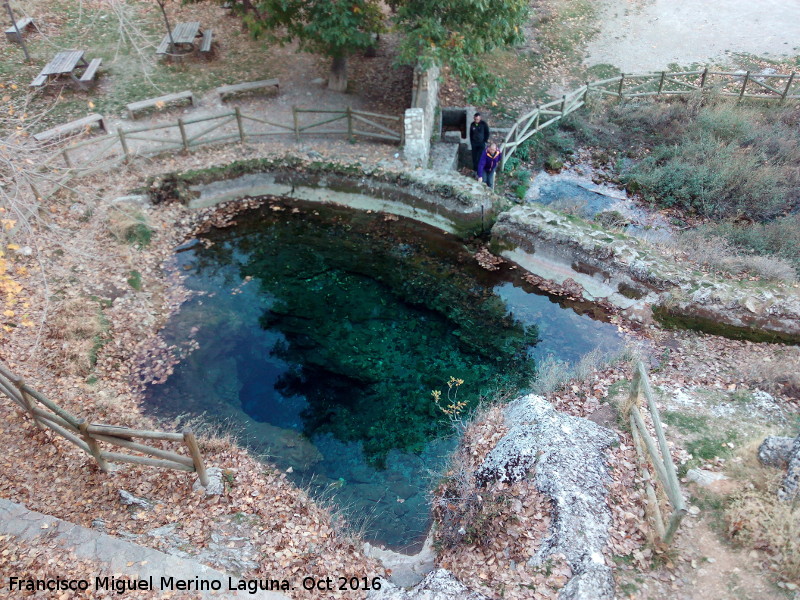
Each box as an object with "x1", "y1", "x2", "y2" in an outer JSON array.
[
  {"x1": 727, "y1": 486, "x2": 800, "y2": 582},
  {"x1": 623, "y1": 132, "x2": 788, "y2": 219},
  {"x1": 674, "y1": 230, "x2": 797, "y2": 282},
  {"x1": 574, "y1": 99, "x2": 800, "y2": 221},
  {"x1": 595, "y1": 210, "x2": 629, "y2": 229},
  {"x1": 708, "y1": 214, "x2": 800, "y2": 274},
  {"x1": 107, "y1": 205, "x2": 153, "y2": 247},
  {"x1": 48, "y1": 297, "x2": 109, "y2": 376}
]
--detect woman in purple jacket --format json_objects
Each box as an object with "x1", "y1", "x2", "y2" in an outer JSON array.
[{"x1": 477, "y1": 142, "x2": 502, "y2": 188}]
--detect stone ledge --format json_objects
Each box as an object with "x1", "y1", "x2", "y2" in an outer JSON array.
[{"x1": 492, "y1": 204, "x2": 800, "y2": 342}]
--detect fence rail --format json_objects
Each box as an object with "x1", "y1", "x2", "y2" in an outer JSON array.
[
  {"x1": 502, "y1": 69, "x2": 800, "y2": 168},
  {"x1": 626, "y1": 361, "x2": 686, "y2": 544},
  {"x1": 56, "y1": 104, "x2": 401, "y2": 175},
  {"x1": 0, "y1": 362, "x2": 208, "y2": 485}
]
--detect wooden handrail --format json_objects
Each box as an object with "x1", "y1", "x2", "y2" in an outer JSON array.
[
  {"x1": 627, "y1": 361, "x2": 687, "y2": 544},
  {"x1": 0, "y1": 361, "x2": 209, "y2": 486},
  {"x1": 501, "y1": 69, "x2": 799, "y2": 169}
]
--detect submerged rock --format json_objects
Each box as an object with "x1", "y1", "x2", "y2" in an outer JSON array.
[{"x1": 476, "y1": 394, "x2": 618, "y2": 600}]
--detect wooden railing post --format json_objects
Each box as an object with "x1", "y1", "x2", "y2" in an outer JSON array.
[
  {"x1": 234, "y1": 107, "x2": 245, "y2": 142},
  {"x1": 346, "y1": 106, "x2": 353, "y2": 141},
  {"x1": 628, "y1": 364, "x2": 641, "y2": 410},
  {"x1": 739, "y1": 71, "x2": 750, "y2": 100},
  {"x1": 782, "y1": 72, "x2": 795, "y2": 102},
  {"x1": 700, "y1": 67, "x2": 708, "y2": 89},
  {"x1": 292, "y1": 106, "x2": 300, "y2": 142},
  {"x1": 177, "y1": 118, "x2": 189, "y2": 151},
  {"x1": 617, "y1": 73, "x2": 625, "y2": 97},
  {"x1": 560, "y1": 95, "x2": 567, "y2": 118},
  {"x1": 183, "y1": 427, "x2": 208, "y2": 486},
  {"x1": 78, "y1": 418, "x2": 109, "y2": 472},
  {"x1": 657, "y1": 71, "x2": 666, "y2": 95},
  {"x1": 11, "y1": 377, "x2": 43, "y2": 430},
  {"x1": 117, "y1": 128, "x2": 130, "y2": 162}
]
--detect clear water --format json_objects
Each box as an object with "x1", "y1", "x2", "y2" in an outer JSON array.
[
  {"x1": 143, "y1": 198, "x2": 623, "y2": 552},
  {"x1": 526, "y1": 168, "x2": 674, "y2": 242}
]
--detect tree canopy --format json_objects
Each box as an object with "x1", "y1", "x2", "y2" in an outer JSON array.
[
  {"x1": 242, "y1": 0, "x2": 384, "y2": 91},
  {"x1": 234, "y1": 0, "x2": 529, "y2": 99},
  {"x1": 394, "y1": 0, "x2": 529, "y2": 102}
]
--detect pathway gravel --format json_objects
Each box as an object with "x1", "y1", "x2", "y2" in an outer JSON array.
[{"x1": 585, "y1": 0, "x2": 800, "y2": 72}]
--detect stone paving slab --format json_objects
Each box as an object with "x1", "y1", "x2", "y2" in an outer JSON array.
[{"x1": 0, "y1": 497, "x2": 290, "y2": 600}]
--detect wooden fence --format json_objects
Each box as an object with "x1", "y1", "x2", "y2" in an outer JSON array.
[
  {"x1": 502, "y1": 69, "x2": 800, "y2": 169},
  {"x1": 0, "y1": 362, "x2": 209, "y2": 486},
  {"x1": 55, "y1": 105, "x2": 401, "y2": 175},
  {"x1": 627, "y1": 361, "x2": 686, "y2": 545}
]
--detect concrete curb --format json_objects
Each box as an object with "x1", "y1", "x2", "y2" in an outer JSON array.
[{"x1": 0, "y1": 498, "x2": 290, "y2": 599}]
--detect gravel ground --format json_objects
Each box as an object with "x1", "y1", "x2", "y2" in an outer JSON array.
[{"x1": 585, "y1": 0, "x2": 800, "y2": 72}]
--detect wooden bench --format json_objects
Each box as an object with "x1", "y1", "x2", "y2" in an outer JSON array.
[
  {"x1": 5, "y1": 17, "x2": 34, "y2": 43},
  {"x1": 33, "y1": 113, "x2": 107, "y2": 142},
  {"x1": 30, "y1": 74, "x2": 47, "y2": 89},
  {"x1": 156, "y1": 35, "x2": 172, "y2": 55},
  {"x1": 199, "y1": 29, "x2": 213, "y2": 54},
  {"x1": 79, "y1": 58, "x2": 102, "y2": 88},
  {"x1": 127, "y1": 90, "x2": 195, "y2": 119},
  {"x1": 216, "y1": 78, "x2": 280, "y2": 101}
]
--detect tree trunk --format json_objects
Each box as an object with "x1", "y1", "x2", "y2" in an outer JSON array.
[
  {"x1": 156, "y1": 0, "x2": 176, "y2": 53},
  {"x1": 328, "y1": 55, "x2": 348, "y2": 92},
  {"x1": 4, "y1": 1, "x2": 30, "y2": 62}
]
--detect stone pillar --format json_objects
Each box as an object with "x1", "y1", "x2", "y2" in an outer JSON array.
[
  {"x1": 464, "y1": 105, "x2": 476, "y2": 148},
  {"x1": 403, "y1": 108, "x2": 428, "y2": 167}
]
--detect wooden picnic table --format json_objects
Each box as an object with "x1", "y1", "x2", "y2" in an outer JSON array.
[
  {"x1": 41, "y1": 50, "x2": 88, "y2": 78},
  {"x1": 157, "y1": 22, "x2": 204, "y2": 55},
  {"x1": 31, "y1": 50, "x2": 102, "y2": 89}
]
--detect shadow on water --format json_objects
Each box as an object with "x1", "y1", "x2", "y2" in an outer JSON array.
[{"x1": 142, "y1": 198, "x2": 623, "y2": 552}]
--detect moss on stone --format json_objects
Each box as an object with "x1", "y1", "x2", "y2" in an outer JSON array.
[{"x1": 653, "y1": 305, "x2": 800, "y2": 345}]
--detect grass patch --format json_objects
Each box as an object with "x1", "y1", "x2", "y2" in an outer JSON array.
[
  {"x1": 127, "y1": 270, "x2": 143, "y2": 291},
  {"x1": 48, "y1": 297, "x2": 110, "y2": 376},
  {"x1": 686, "y1": 431, "x2": 738, "y2": 462},
  {"x1": 107, "y1": 206, "x2": 153, "y2": 247},
  {"x1": 727, "y1": 479, "x2": 799, "y2": 582},
  {"x1": 661, "y1": 410, "x2": 709, "y2": 434}
]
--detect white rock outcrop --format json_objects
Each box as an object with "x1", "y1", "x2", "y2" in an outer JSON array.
[{"x1": 475, "y1": 395, "x2": 618, "y2": 600}]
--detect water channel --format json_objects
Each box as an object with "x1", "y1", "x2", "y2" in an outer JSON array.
[{"x1": 143, "y1": 197, "x2": 624, "y2": 552}]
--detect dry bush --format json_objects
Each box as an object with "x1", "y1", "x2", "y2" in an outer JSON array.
[
  {"x1": 724, "y1": 438, "x2": 800, "y2": 583},
  {"x1": 742, "y1": 354, "x2": 800, "y2": 399},
  {"x1": 171, "y1": 413, "x2": 243, "y2": 456},
  {"x1": 674, "y1": 230, "x2": 797, "y2": 283},
  {"x1": 106, "y1": 205, "x2": 153, "y2": 247},
  {"x1": 431, "y1": 404, "x2": 520, "y2": 549},
  {"x1": 531, "y1": 345, "x2": 640, "y2": 396},
  {"x1": 727, "y1": 486, "x2": 800, "y2": 582},
  {"x1": 530, "y1": 355, "x2": 573, "y2": 395},
  {"x1": 47, "y1": 297, "x2": 107, "y2": 376}
]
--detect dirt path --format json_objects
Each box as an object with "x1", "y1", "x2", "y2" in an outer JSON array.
[{"x1": 585, "y1": 0, "x2": 800, "y2": 72}]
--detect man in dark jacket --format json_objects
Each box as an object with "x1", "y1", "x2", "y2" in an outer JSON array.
[
  {"x1": 469, "y1": 112, "x2": 490, "y2": 172},
  {"x1": 477, "y1": 142, "x2": 502, "y2": 188}
]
